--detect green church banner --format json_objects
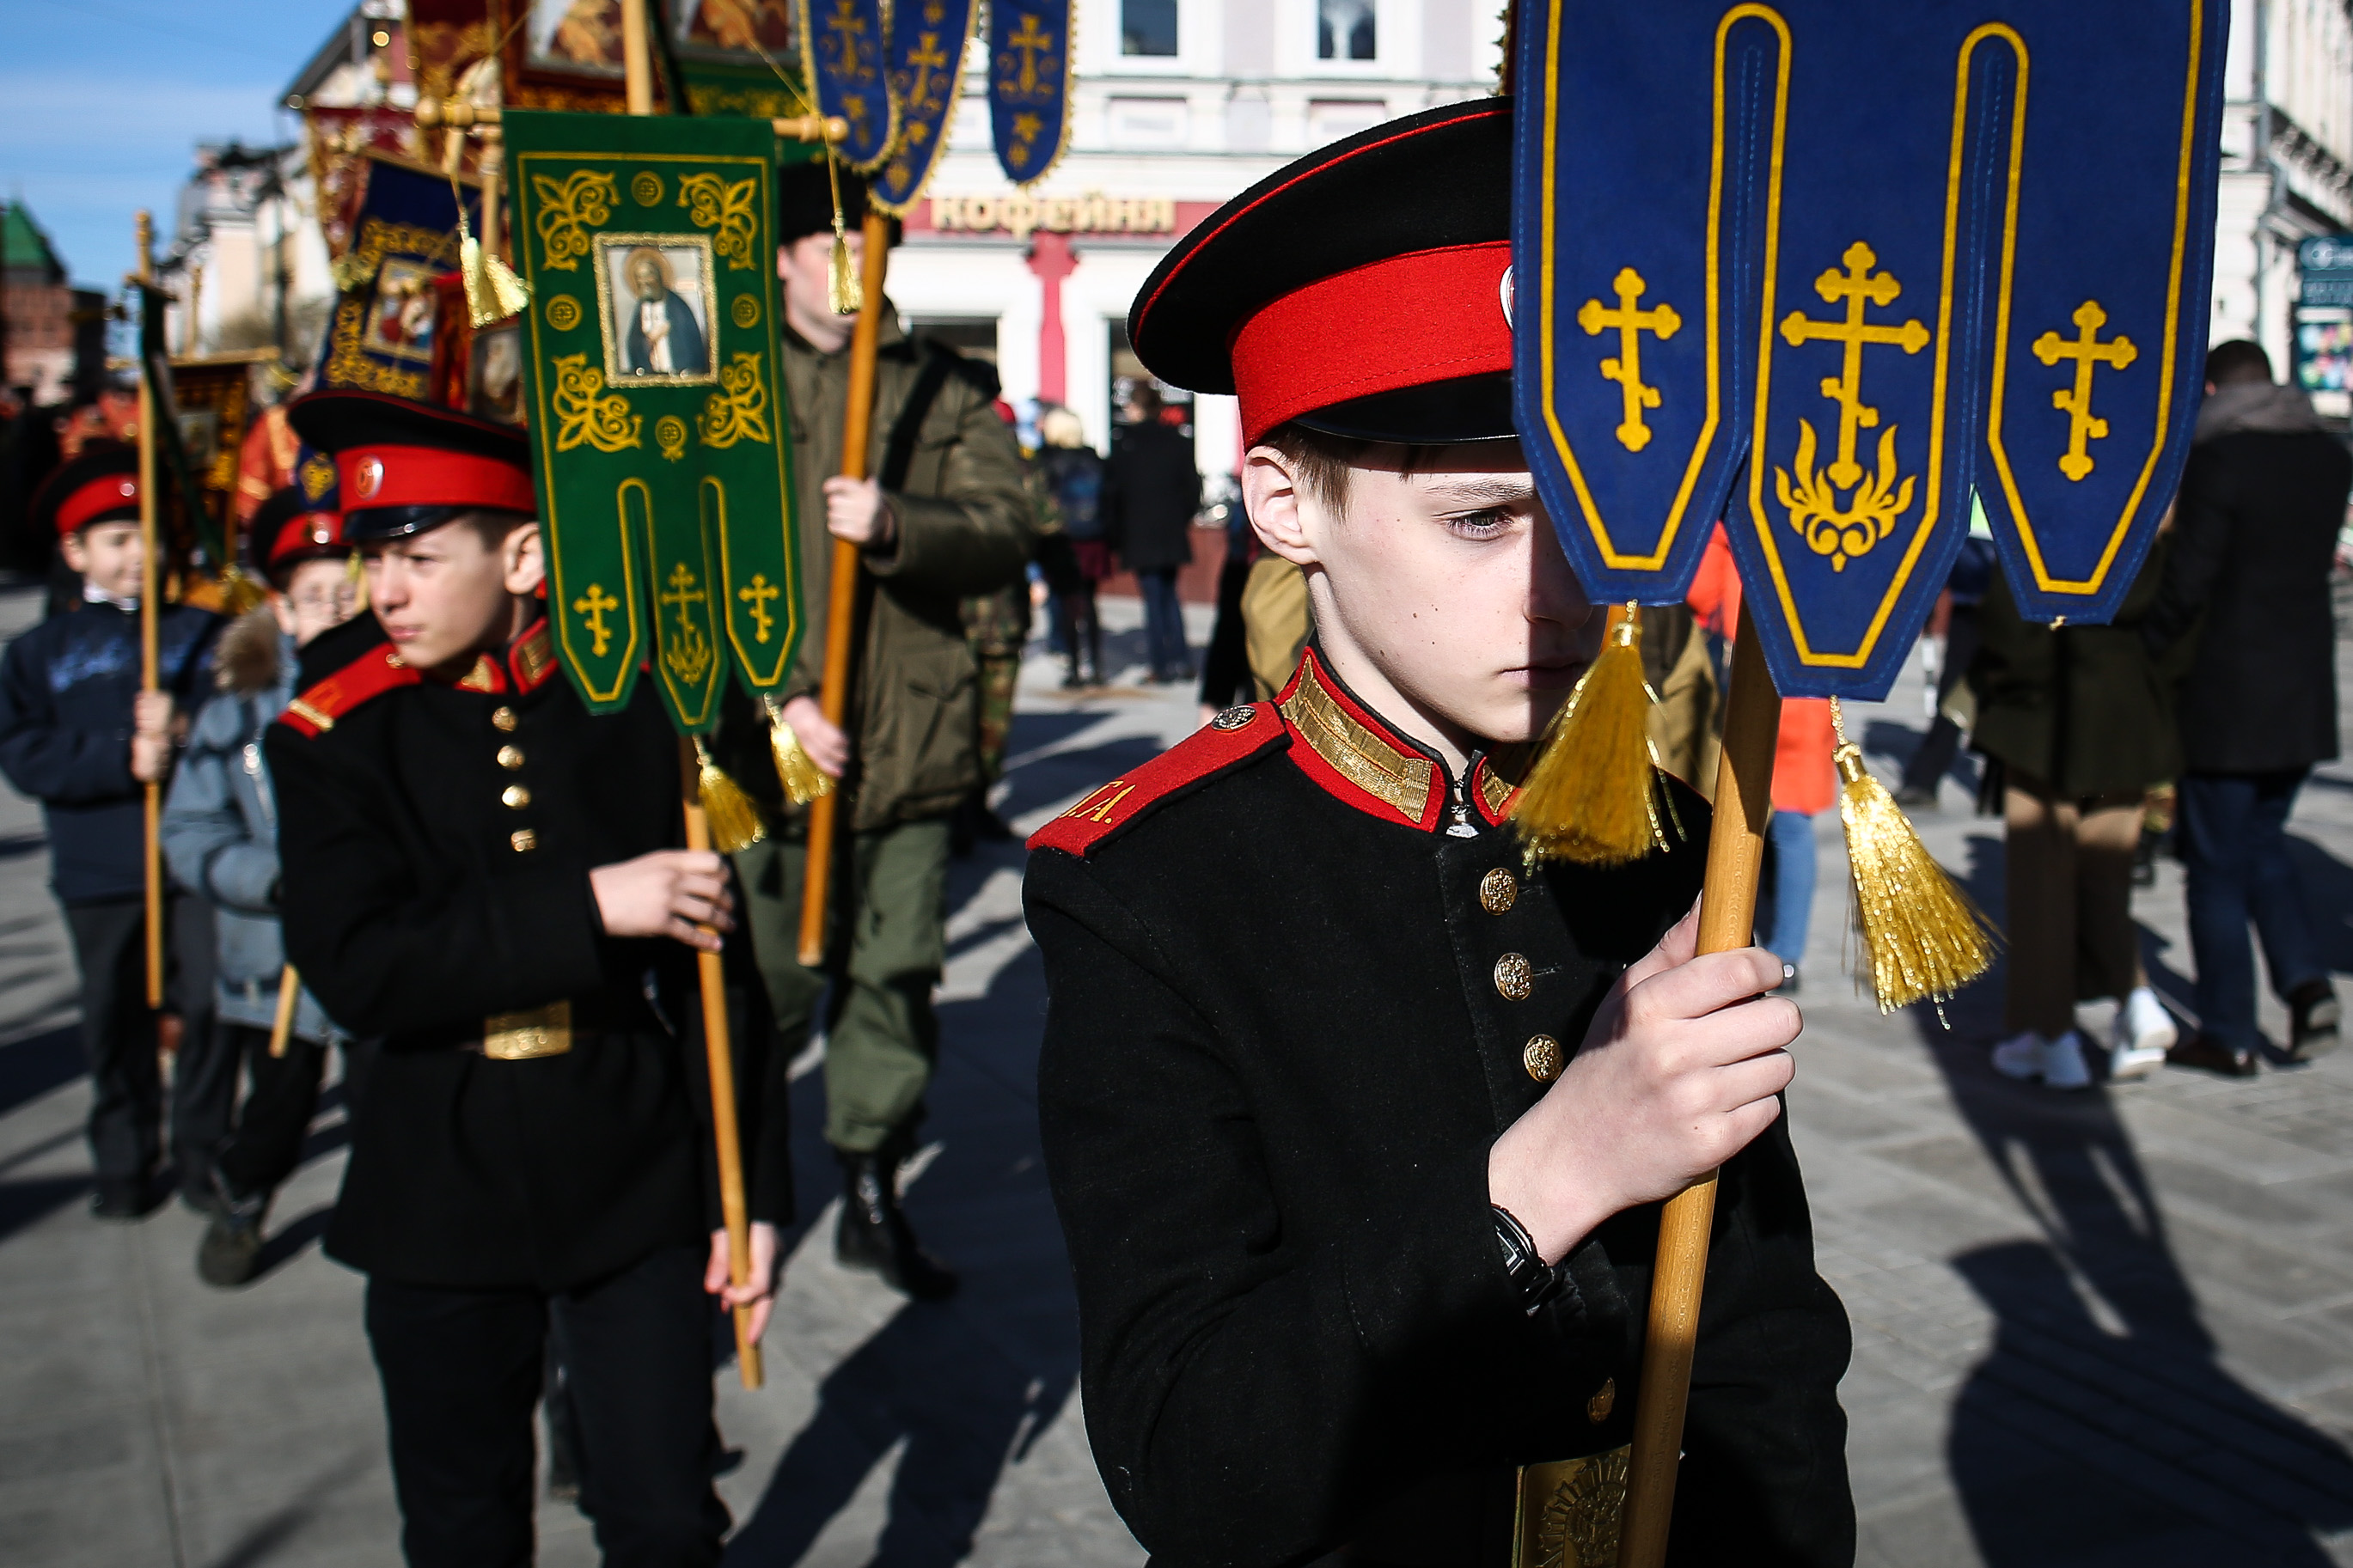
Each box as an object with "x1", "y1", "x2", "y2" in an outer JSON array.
[{"x1": 504, "y1": 109, "x2": 801, "y2": 731}]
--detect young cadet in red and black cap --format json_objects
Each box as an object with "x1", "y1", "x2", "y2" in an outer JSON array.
[
  {"x1": 0, "y1": 446, "x2": 221, "y2": 1218},
  {"x1": 1027, "y1": 101, "x2": 1854, "y2": 1567},
  {"x1": 163, "y1": 485, "x2": 366, "y2": 1287},
  {"x1": 263, "y1": 389, "x2": 789, "y2": 1564}
]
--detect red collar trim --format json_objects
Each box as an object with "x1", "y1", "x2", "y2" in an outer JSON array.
[
  {"x1": 1276, "y1": 649, "x2": 1445, "y2": 830},
  {"x1": 1471, "y1": 753, "x2": 1524, "y2": 827},
  {"x1": 509, "y1": 619, "x2": 558, "y2": 693}
]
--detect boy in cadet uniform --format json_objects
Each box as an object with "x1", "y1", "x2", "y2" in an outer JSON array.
[
  {"x1": 712, "y1": 163, "x2": 1032, "y2": 1300},
  {"x1": 162, "y1": 484, "x2": 364, "y2": 1286},
  {"x1": 1028, "y1": 102, "x2": 1853, "y2": 1567},
  {"x1": 266, "y1": 390, "x2": 790, "y2": 1566},
  {"x1": 0, "y1": 447, "x2": 220, "y2": 1217}
]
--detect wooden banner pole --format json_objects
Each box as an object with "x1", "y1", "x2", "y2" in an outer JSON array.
[
  {"x1": 267, "y1": 965, "x2": 301, "y2": 1059},
  {"x1": 1615, "y1": 607, "x2": 1782, "y2": 1568},
  {"x1": 614, "y1": 0, "x2": 759, "y2": 1388},
  {"x1": 794, "y1": 210, "x2": 893, "y2": 967},
  {"x1": 681, "y1": 741, "x2": 765, "y2": 1389},
  {"x1": 134, "y1": 210, "x2": 165, "y2": 1010}
]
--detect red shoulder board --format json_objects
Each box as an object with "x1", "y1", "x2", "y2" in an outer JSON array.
[
  {"x1": 276, "y1": 645, "x2": 422, "y2": 737},
  {"x1": 1028, "y1": 702, "x2": 1285, "y2": 857}
]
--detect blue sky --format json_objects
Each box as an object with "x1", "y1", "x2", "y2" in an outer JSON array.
[{"x1": 3, "y1": 0, "x2": 358, "y2": 290}]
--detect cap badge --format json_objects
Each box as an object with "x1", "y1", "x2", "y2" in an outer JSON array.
[
  {"x1": 1500, "y1": 266, "x2": 1515, "y2": 331},
  {"x1": 118, "y1": 479, "x2": 136, "y2": 497},
  {"x1": 311, "y1": 525, "x2": 334, "y2": 545},
  {"x1": 353, "y1": 456, "x2": 384, "y2": 501}
]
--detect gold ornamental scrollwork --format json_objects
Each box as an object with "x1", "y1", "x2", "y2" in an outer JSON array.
[
  {"x1": 698, "y1": 352, "x2": 773, "y2": 448},
  {"x1": 550, "y1": 354, "x2": 643, "y2": 453},
  {"x1": 677, "y1": 173, "x2": 761, "y2": 270},
  {"x1": 531, "y1": 170, "x2": 619, "y2": 272}
]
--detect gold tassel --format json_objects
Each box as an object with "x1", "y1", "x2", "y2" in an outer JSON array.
[
  {"x1": 217, "y1": 566, "x2": 268, "y2": 616},
  {"x1": 823, "y1": 149, "x2": 863, "y2": 315},
  {"x1": 763, "y1": 693, "x2": 834, "y2": 805},
  {"x1": 694, "y1": 738, "x2": 767, "y2": 853},
  {"x1": 1830, "y1": 698, "x2": 1997, "y2": 1011},
  {"x1": 1510, "y1": 602, "x2": 1664, "y2": 866},
  {"x1": 459, "y1": 232, "x2": 530, "y2": 327}
]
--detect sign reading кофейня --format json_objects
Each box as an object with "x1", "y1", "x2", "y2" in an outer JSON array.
[{"x1": 504, "y1": 109, "x2": 800, "y2": 732}]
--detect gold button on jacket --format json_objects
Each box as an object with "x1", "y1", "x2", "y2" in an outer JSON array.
[
  {"x1": 1480, "y1": 867, "x2": 1518, "y2": 913},
  {"x1": 497, "y1": 745, "x2": 526, "y2": 770},
  {"x1": 1494, "y1": 952, "x2": 1533, "y2": 1001},
  {"x1": 501, "y1": 784, "x2": 532, "y2": 810}
]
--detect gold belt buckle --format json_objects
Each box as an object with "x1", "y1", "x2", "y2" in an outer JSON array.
[
  {"x1": 1512, "y1": 1443, "x2": 1630, "y2": 1568},
  {"x1": 482, "y1": 1000, "x2": 572, "y2": 1060}
]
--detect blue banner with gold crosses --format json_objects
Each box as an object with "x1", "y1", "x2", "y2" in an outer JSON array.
[
  {"x1": 987, "y1": 0, "x2": 1073, "y2": 187},
  {"x1": 798, "y1": 0, "x2": 898, "y2": 174},
  {"x1": 1515, "y1": 0, "x2": 2225, "y2": 699},
  {"x1": 868, "y1": 0, "x2": 981, "y2": 214},
  {"x1": 315, "y1": 158, "x2": 481, "y2": 402}
]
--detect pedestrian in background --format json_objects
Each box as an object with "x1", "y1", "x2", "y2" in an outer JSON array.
[
  {"x1": 0, "y1": 447, "x2": 220, "y2": 1216},
  {"x1": 2143, "y1": 339, "x2": 2350, "y2": 1074},
  {"x1": 162, "y1": 487, "x2": 363, "y2": 1286},
  {"x1": 1102, "y1": 384, "x2": 1201, "y2": 685},
  {"x1": 1897, "y1": 525, "x2": 1997, "y2": 808},
  {"x1": 1970, "y1": 539, "x2": 2183, "y2": 1089},
  {"x1": 1037, "y1": 406, "x2": 1107, "y2": 687}
]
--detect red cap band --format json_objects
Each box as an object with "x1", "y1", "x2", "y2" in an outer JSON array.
[
  {"x1": 339, "y1": 443, "x2": 535, "y2": 516},
  {"x1": 55, "y1": 473, "x2": 141, "y2": 536},
  {"x1": 269, "y1": 511, "x2": 345, "y2": 571},
  {"x1": 1230, "y1": 242, "x2": 1514, "y2": 443}
]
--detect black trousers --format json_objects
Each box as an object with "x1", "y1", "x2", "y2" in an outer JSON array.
[
  {"x1": 212, "y1": 1022, "x2": 375, "y2": 1200},
  {"x1": 63, "y1": 894, "x2": 218, "y2": 1187},
  {"x1": 364, "y1": 1244, "x2": 729, "y2": 1568}
]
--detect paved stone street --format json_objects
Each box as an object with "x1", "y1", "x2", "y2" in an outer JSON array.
[{"x1": 3, "y1": 577, "x2": 2352, "y2": 1566}]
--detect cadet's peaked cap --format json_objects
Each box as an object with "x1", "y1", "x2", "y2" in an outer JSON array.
[
  {"x1": 251, "y1": 485, "x2": 347, "y2": 580},
  {"x1": 1128, "y1": 99, "x2": 1514, "y2": 446},
  {"x1": 287, "y1": 389, "x2": 534, "y2": 542},
  {"x1": 31, "y1": 445, "x2": 141, "y2": 538}
]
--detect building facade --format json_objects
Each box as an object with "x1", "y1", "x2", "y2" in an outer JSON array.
[
  {"x1": 889, "y1": 0, "x2": 1505, "y2": 473},
  {"x1": 2213, "y1": 0, "x2": 2353, "y2": 413}
]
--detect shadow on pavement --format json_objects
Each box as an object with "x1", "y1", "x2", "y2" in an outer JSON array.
[
  {"x1": 0, "y1": 1023, "x2": 83, "y2": 1120},
  {"x1": 1906, "y1": 832, "x2": 2353, "y2": 1562}
]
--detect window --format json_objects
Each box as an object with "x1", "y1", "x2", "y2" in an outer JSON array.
[
  {"x1": 1121, "y1": 0, "x2": 1178, "y2": 57},
  {"x1": 1317, "y1": 0, "x2": 1376, "y2": 60}
]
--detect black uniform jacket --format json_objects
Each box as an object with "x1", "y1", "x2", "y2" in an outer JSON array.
[
  {"x1": 1028, "y1": 650, "x2": 1853, "y2": 1568},
  {"x1": 269, "y1": 615, "x2": 788, "y2": 1291}
]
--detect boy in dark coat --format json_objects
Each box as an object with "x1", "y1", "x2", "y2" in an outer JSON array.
[
  {"x1": 2144, "y1": 339, "x2": 2353, "y2": 1072},
  {"x1": 0, "y1": 447, "x2": 218, "y2": 1216},
  {"x1": 162, "y1": 485, "x2": 364, "y2": 1284},
  {"x1": 1027, "y1": 102, "x2": 1851, "y2": 1568}
]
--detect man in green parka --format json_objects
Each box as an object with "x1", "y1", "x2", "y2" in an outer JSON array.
[{"x1": 718, "y1": 164, "x2": 1034, "y2": 1298}]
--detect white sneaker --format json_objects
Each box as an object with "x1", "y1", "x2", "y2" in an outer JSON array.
[
  {"x1": 2040, "y1": 1029, "x2": 2093, "y2": 1091},
  {"x1": 2120, "y1": 986, "x2": 2179, "y2": 1054},
  {"x1": 1992, "y1": 1030, "x2": 2047, "y2": 1081}
]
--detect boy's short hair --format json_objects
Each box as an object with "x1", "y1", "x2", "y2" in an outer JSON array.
[
  {"x1": 2205, "y1": 339, "x2": 2272, "y2": 387},
  {"x1": 1257, "y1": 422, "x2": 1441, "y2": 511}
]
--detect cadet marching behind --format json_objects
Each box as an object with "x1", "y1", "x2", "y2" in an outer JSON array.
[
  {"x1": 161, "y1": 485, "x2": 365, "y2": 1286},
  {"x1": 713, "y1": 164, "x2": 1034, "y2": 1301},
  {"x1": 266, "y1": 391, "x2": 789, "y2": 1565},
  {"x1": 0, "y1": 446, "x2": 222, "y2": 1218}
]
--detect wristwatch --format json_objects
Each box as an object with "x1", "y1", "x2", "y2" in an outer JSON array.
[{"x1": 1493, "y1": 1204, "x2": 1563, "y2": 1314}]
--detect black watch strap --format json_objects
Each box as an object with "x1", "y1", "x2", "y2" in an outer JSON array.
[{"x1": 1493, "y1": 1204, "x2": 1562, "y2": 1314}]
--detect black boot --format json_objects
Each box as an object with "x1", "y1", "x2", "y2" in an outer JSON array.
[
  {"x1": 834, "y1": 1150, "x2": 957, "y2": 1301},
  {"x1": 195, "y1": 1168, "x2": 268, "y2": 1287}
]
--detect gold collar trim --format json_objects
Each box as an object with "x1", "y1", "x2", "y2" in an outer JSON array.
[{"x1": 1280, "y1": 652, "x2": 1438, "y2": 824}]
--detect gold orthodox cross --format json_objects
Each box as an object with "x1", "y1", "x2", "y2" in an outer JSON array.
[
  {"x1": 826, "y1": 0, "x2": 869, "y2": 78},
  {"x1": 1779, "y1": 241, "x2": 1930, "y2": 488},
  {"x1": 659, "y1": 561, "x2": 707, "y2": 638},
  {"x1": 1576, "y1": 267, "x2": 1680, "y2": 453},
  {"x1": 904, "y1": 32, "x2": 950, "y2": 111},
  {"x1": 2032, "y1": 301, "x2": 2136, "y2": 481},
  {"x1": 737, "y1": 572, "x2": 780, "y2": 644},
  {"x1": 572, "y1": 583, "x2": 620, "y2": 658},
  {"x1": 1005, "y1": 13, "x2": 1054, "y2": 96}
]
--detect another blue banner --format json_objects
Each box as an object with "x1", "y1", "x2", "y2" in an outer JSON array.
[
  {"x1": 869, "y1": 0, "x2": 981, "y2": 214},
  {"x1": 315, "y1": 157, "x2": 480, "y2": 401},
  {"x1": 987, "y1": 0, "x2": 1072, "y2": 187},
  {"x1": 1514, "y1": 0, "x2": 2225, "y2": 699},
  {"x1": 798, "y1": 0, "x2": 897, "y2": 174}
]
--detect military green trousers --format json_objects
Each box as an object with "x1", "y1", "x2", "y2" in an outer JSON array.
[{"x1": 734, "y1": 820, "x2": 950, "y2": 1154}]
